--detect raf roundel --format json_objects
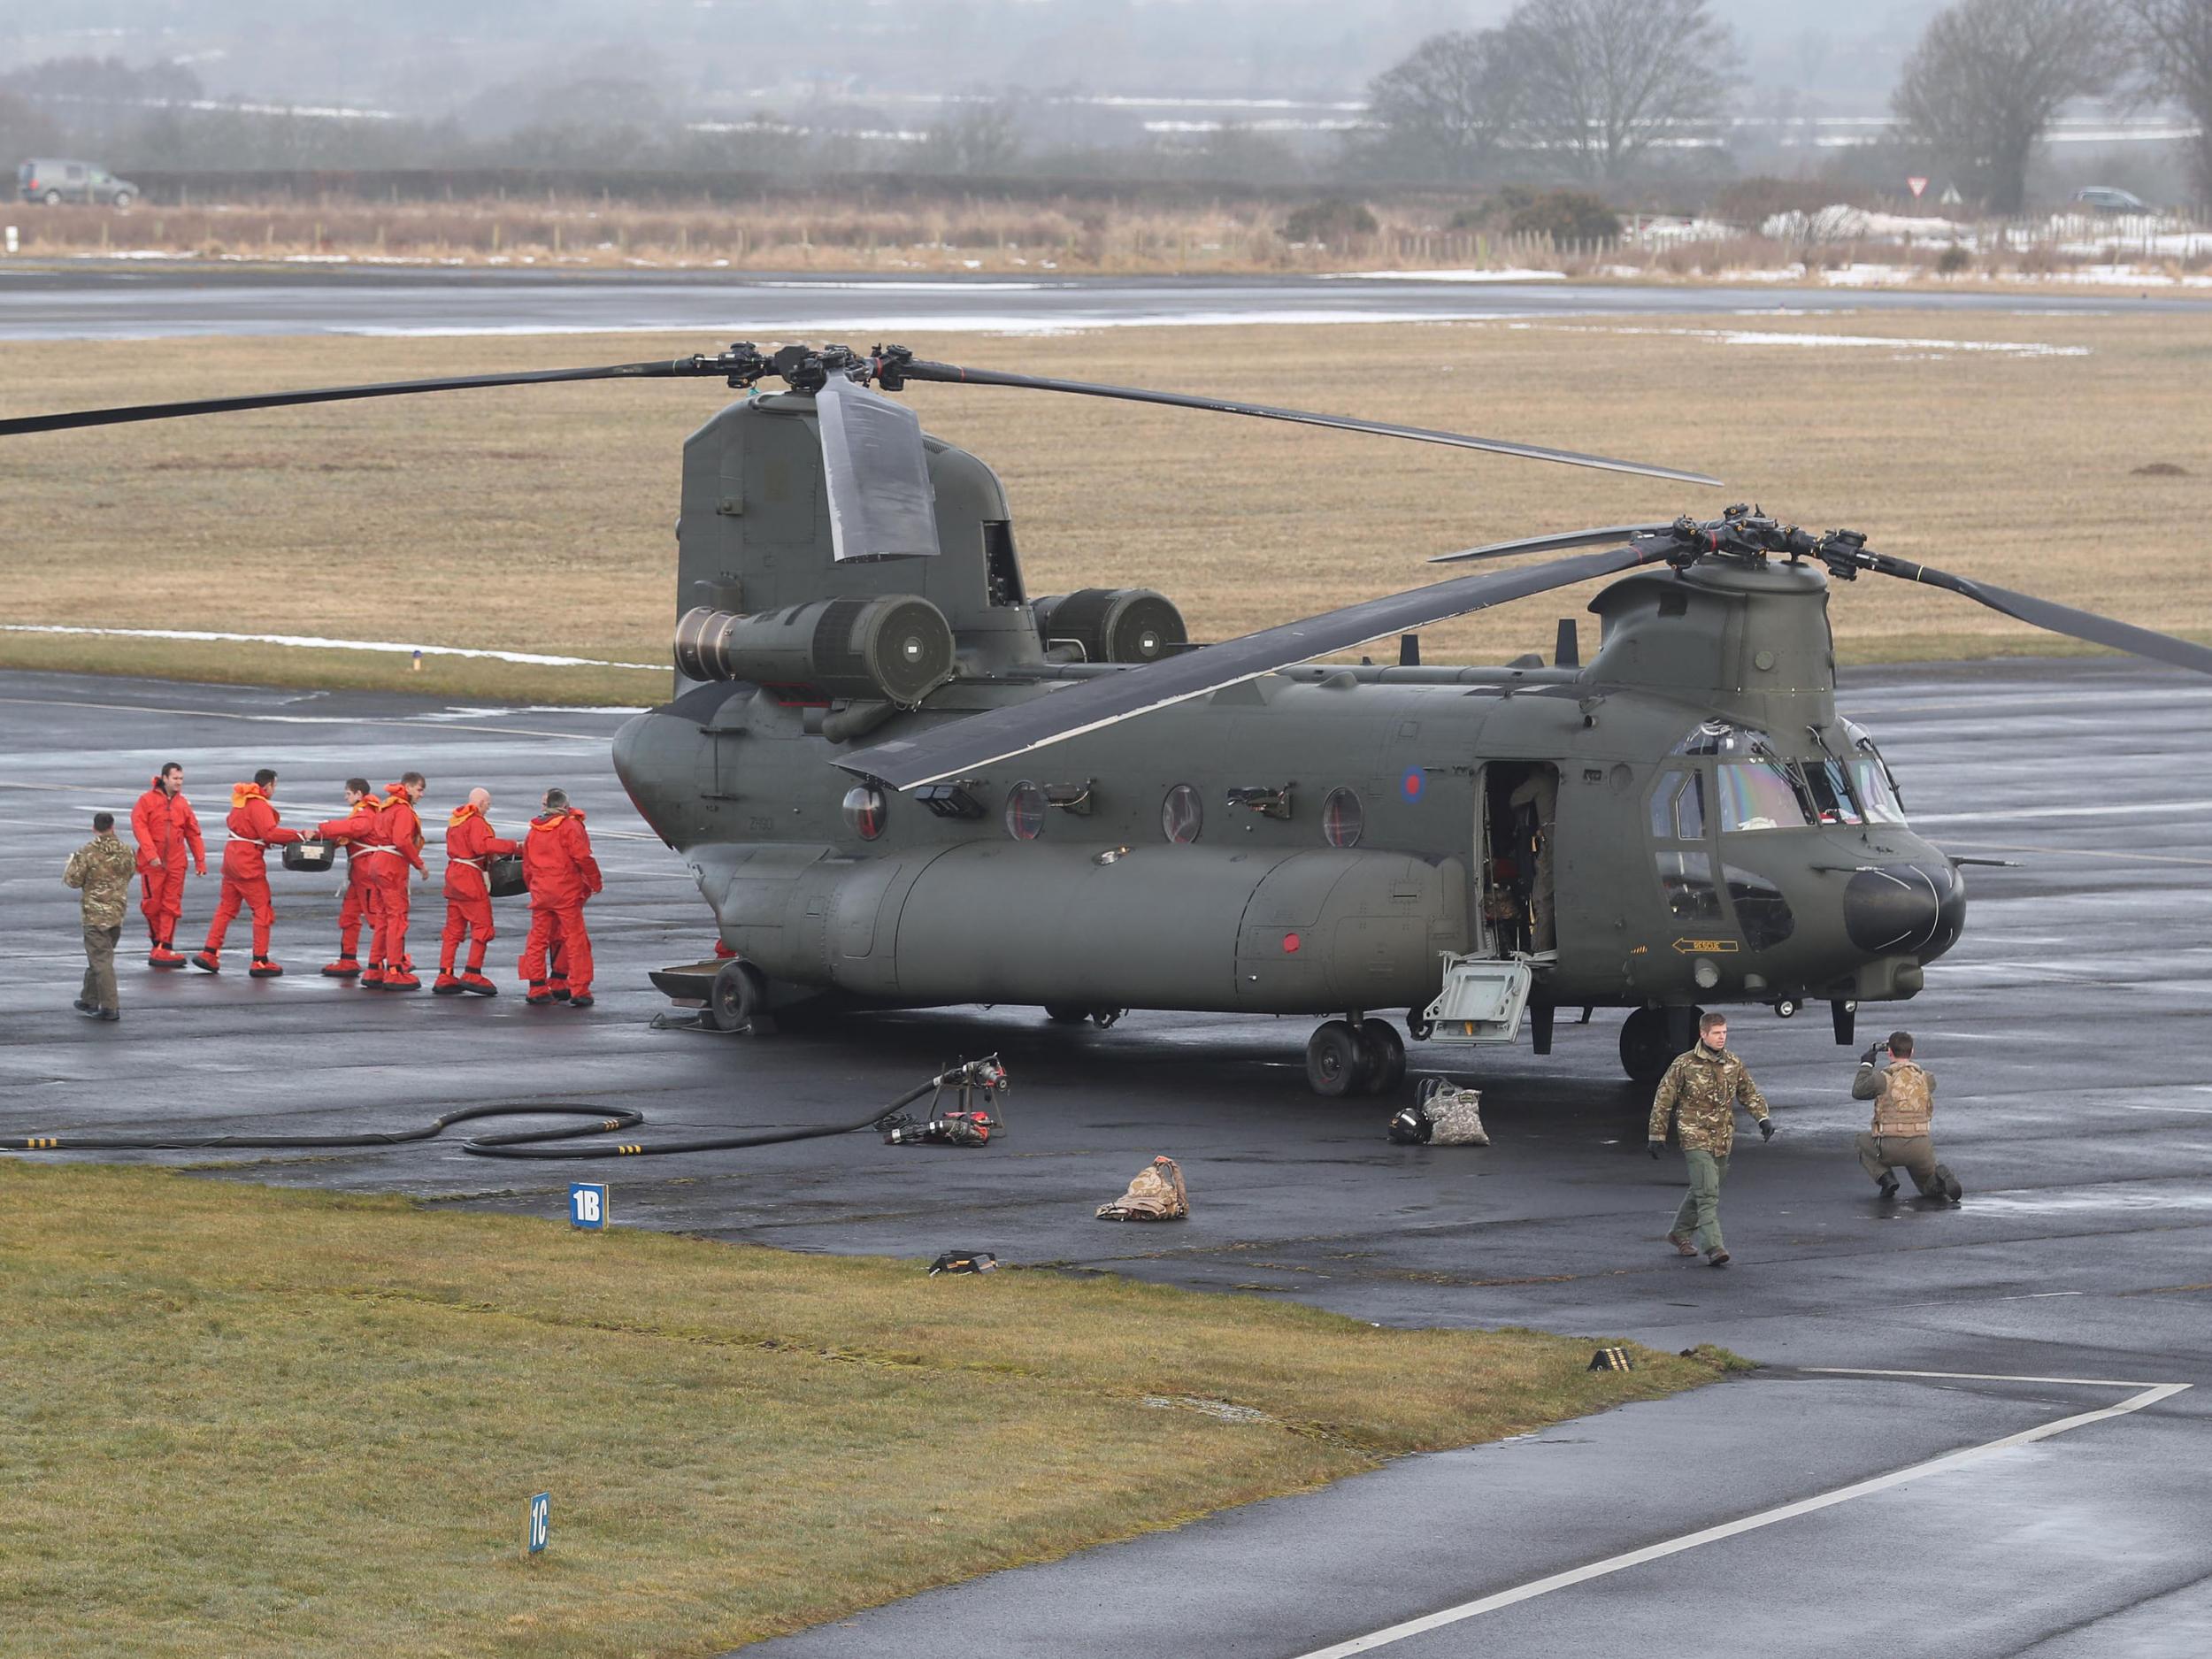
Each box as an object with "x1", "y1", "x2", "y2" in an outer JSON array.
[{"x1": 1401, "y1": 769, "x2": 1425, "y2": 803}]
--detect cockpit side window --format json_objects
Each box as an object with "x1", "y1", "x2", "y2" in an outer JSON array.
[
  {"x1": 1648, "y1": 769, "x2": 1707, "y2": 841},
  {"x1": 1845, "y1": 720, "x2": 1909, "y2": 824}
]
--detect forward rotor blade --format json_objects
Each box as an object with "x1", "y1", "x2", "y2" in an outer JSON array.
[
  {"x1": 893, "y1": 360, "x2": 1721, "y2": 488},
  {"x1": 1867, "y1": 553, "x2": 2212, "y2": 676},
  {"x1": 0, "y1": 357, "x2": 725, "y2": 437},
  {"x1": 838, "y1": 541, "x2": 1661, "y2": 789},
  {"x1": 1430, "y1": 522, "x2": 1679, "y2": 565}
]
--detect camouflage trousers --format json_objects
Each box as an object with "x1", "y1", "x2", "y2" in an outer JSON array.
[
  {"x1": 81, "y1": 921, "x2": 121, "y2": 1013},
  {"x1": 1671, "y1": 1148, "x2": 1729, "y2": 1255},
  {"x1": 1855, "y1": 1132, "x2": 1950, "y2": 1197}
]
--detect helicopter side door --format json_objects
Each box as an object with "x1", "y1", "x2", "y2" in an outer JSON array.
[{"x1": 1471, "y1": 761, "x2": 1559, "y2": 960}]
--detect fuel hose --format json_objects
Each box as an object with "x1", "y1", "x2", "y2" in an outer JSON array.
[{"x1": 2, "y1": 1059, "x2": 1002, "y2": 1162}]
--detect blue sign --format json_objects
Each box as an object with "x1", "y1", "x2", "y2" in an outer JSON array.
[
  {"x1": 527, "y1": 1493, "x2": 550, "y2": 1555},
  {"x1": 569, "y1": 1183, "x2": 607, "y2": 1230}
]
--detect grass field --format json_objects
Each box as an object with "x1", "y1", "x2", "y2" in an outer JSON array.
[
  {"x1": 4, "y1": 312, "x2": 2209, "y2": 703},
  {"x1": 0, "y1": 1162, "x2": 1730, "y2": 1657}
]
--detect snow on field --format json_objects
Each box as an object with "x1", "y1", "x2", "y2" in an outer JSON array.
[
  {"x1": 1321, "y1": 268, "x2": 1566, "y2": 282},
  {"x1": 1506, "y1": 322, "x2": 2089, "y2": 358}
]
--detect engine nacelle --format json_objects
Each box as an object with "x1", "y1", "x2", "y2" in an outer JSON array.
[
  {"x1": 675, "y1": 596, "x2": 956, "y2": 705},
  {"x1": 1031, "y1": 588, "x2": 1187, "y2": 664}
]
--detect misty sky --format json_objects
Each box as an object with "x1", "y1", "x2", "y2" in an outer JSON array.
[{"x1": 1, "y1": 0, "x2": 1950, "y2": 118}]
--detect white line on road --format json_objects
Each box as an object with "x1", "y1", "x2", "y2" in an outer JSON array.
[{"x1": 1292, "y1": 1371, "x2": 2190, "y2": 1659}]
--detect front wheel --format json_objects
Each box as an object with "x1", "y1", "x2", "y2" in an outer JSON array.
[
  {"x1": 42, "y1": 189, "x2": 61, "y2": 206},
  {"x1": 1306, "y1": 1019, "x2": 1363, "y2": 1097},
  {"x1": 111, "y1": 189, "x2": 135, "y2": 209}
]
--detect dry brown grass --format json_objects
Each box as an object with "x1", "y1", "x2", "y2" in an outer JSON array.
[
  {"x1": 0, "y1": 1161, "x2": 1726, "y2": 1656},
  {"x1": 3, "y1": 313, "x2": 2209, "y2": 702}
]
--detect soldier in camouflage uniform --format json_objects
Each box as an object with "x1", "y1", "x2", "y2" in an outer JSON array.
[
  {"x1": 1854, "y1": 1031, "x2": 1962, "y2": 1202},
  {"x1": 65, "y1": 811, "x2": 139, "y2": 1022},
  {"x1": 1647, "y1": 1010, "x2": 1776, "y2": 1266}
]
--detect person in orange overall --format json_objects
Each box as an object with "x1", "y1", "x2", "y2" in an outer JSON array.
[
  {"x1": 360, "y1": 772, "x2": 429, "y2": 991},
  {"x1": 315, "y1": 777, "x2": 382, "y2": 978},
  {"x1": 435, "y1": 787, "x2": 518, "y2": 996},
  {"x1": 130, "y1": 760, "x2": 206, "y2": 967},
  {"x1": 192, "y1": 769, "x2": 303, "y2": 977},
  {"x1": 519, "y1": 787, "x2": 603, "y2": 1009}
]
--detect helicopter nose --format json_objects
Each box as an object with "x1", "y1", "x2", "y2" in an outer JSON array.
[{"x1": 1842, "y1": 861, "x2": 1965, "y2": 962}]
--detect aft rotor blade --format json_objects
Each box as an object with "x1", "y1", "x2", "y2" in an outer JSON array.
[
  {"x1": 1868, "y1": 552, "x2": 2212, "y2": 676},
  {"x1": 0, "y1": 357, "x2": 727, "y2": 436},
  {"x1": 893, "y1": 360, "x2": 1721, "y2": 488},
  {"x1": 838, "y1": 541, "x2": 1661, "y2": 789},
  {"x1": 1430, "y1": 522, "x2": 1679, "y2": 565}
]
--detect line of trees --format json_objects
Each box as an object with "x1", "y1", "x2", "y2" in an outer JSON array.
[{"x1": 1362, "y1": 0, "x2": 2212, "y2": 212}]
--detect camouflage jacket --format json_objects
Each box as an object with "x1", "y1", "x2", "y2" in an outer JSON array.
[
  {"x1": 1855, "y1": 1058, "x2": 1935, "y2": 1138},
  {"x1": 1649, "y1": 1045, "x2": 1770, "y2": 1155},
  {"x1": 65, "y1": 832, "x2": 139, "y2": 929}
]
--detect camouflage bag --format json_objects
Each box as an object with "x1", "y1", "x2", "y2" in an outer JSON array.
[
  {"x1": 1096, "y1": 1155, "x2": 1187, "y2": 1221},
  {"x1": 1394, "y1": 1079, "x2": 1488, "y2": 1147}
]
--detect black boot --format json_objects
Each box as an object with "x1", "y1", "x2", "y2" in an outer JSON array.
[{"x1": 1877, "y1": 1172, "x2": 1899, "y2": 1201}]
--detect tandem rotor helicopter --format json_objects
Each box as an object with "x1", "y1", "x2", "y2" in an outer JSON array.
[{"x1": 12, "y1": 340, "x2": 2212, "y2": 1095}]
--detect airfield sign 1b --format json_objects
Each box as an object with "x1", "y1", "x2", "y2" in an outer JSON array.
[{"x1": 569, "y1": 1183, "x2": 607, "y2": 1230}]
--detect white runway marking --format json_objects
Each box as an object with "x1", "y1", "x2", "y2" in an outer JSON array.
[
  {"x1": 0, "y1": 622, "x2": 659, "y2": 672},
  {"x1": 0, "y1": 696, "x2": 596, "y2": 742},
  {"x1": 1293, "y1": 1370, "x2": 2189, "y2": 1658}
]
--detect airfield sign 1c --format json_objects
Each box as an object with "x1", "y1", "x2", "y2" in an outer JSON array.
[{"x1": 526, "y1": 1493, "x2": 550, "y2": 1556}]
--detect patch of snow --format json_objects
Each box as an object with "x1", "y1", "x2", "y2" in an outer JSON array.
[{"x1": 1320, "y1": 268, "x2": 1566, "y2": 282}]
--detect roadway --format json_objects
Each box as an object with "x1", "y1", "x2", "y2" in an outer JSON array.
[
  {"x1": 3, "y1": 265, "x2": 2209, "y2": 341},
  {"x1": 3, "y1": 660, "x2": 2208, "y2": 1656}
]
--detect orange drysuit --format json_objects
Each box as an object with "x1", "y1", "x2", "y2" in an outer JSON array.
[
  {"x1": 362, "y1": 786, "x2": 426, "y2": 982},
  {"x1": 130, "y1": 779, "x2": 205, "y2": 951},
  {"x1": 518, "y1": 807, "x2": 603, "y2": 1001},
  {"x1": 315, "y1": 795, "x2": 384, "y2": 967},
  {"x1": 440, "y1": 803, "x2": 517, "y2": 979},
  {"x1": 200, "y1": 783, "x2": 303, "y2": 960}
]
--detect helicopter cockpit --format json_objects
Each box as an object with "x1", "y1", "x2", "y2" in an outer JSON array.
[{"x1": 1663, "y1": 718, "x2": 1910, "y2": 833}]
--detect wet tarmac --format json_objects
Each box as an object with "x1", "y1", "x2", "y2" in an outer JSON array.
[
  {"x1": 4, "y1": 266, "x2": 2210, "y2": 341},
  {"x1": 4, "y1": 661, "x2": 2209, "y2": 1655}
]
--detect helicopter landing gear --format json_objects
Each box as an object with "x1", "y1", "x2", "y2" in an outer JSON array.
[
  {"x1": 1306, "y1": 1016, "x2": 1407, "y2": 1097},
  {"x1": 706, "y1": 957, "x2": 769, "y2": 1033},
  {"x1": 1358, "y1": 1018, "x2": 1407, "y2": 1093},
  {"x1": 1618, "y1": 1004, "x2": 1701, "y2": 1087},
  {"x1": 1044, "y1": 1003, "x2": 1124, "y2": 1028}
]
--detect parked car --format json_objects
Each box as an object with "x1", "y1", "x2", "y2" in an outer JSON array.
[
  {"x1": 17, "y1": 158, "x2": 139, "y2": 207},
  {"x1": 2072, "y1": 186, "x2": 2150, "y2": 214}
]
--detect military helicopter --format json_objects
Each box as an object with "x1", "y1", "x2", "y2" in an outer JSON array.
[{"x1": 12, "y1": 340, "x2": 2212, "y2": 1095}]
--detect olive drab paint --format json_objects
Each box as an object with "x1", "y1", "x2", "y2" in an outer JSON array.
[{"x1": 614, "y1": 396, "x2": 1967, "y2": 1086}]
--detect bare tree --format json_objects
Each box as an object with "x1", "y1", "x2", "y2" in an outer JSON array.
[
  {"x1": 1500, "y1": 0, "x2": 1738, "y2": 187},
  {"x1": 1893, "y1": 0, "x2": 2124, "y2": 214},
  {"x1": 1361, "y1": 30, "x2": 1525, "y2": 183},
  {"x1": 2124, "y1": 0, "x2": 2212, "y2": 203},
  {"x1": 917, "y1": 101, "x2": 1024, "y2": 177}
]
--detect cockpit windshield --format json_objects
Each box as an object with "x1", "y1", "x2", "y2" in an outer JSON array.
[
  {"x1": 1716, "y1": 760, "x2": 1813, "y2": 832},
  {"x1": 1844, "y1": 720, "x2": 1909, "y2": 825},
  {"x1": 1674, "y1": 722, "x2": 1816, "y2": 833}
]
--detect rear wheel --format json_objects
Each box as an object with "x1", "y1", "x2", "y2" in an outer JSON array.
[
  {"x1": 1042, "y1": 1004, "x2": 1091, "y2": 1025},
  {"x1": 707, "y1": 957, "x2": 767, "y2": 1033},
  {"x1": 1306, "y1": 1019, "x2": 1363, "y2": 1097},
  {"x1": 1619, "y1": 1005, "x2": 1697, "y2": 1086},
  {"x1": 42, "y1": 189, "x2": 61, "y2": 206},
  {"x1": 1357, "y1": 1018, "x2": 1407, "y2": 1094},
  {"x1": 111, "y1": 188, "x2": 134, "y2": 209}
]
